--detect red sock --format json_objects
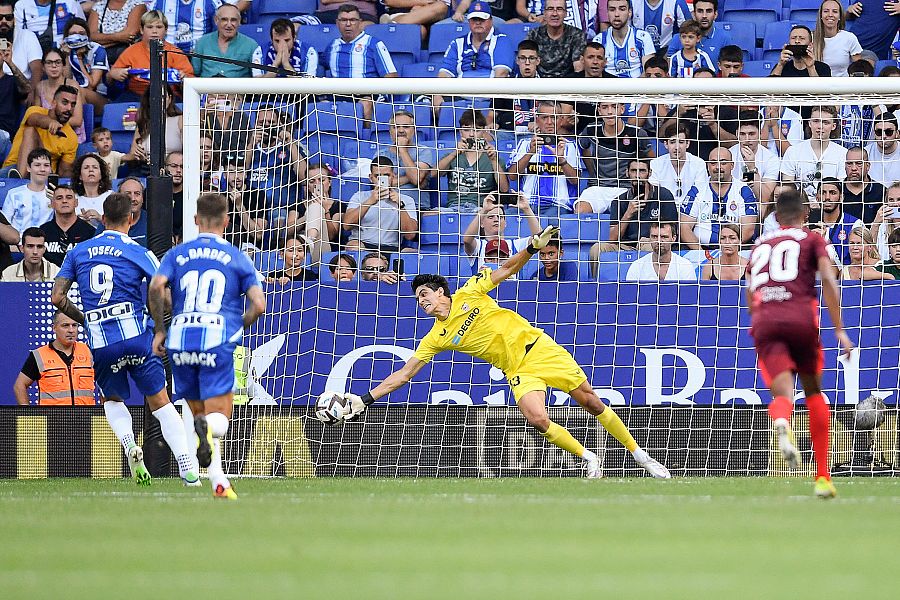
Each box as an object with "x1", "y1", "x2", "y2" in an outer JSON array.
[
  {"x1": 805, "y1": 393, "x2": 831, "y2": 480},
  {"x1": 768, "y1": 396, "x2": 793, "y2": 422}
]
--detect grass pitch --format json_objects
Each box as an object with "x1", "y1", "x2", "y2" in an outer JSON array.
[{"x1": 1, "y1": 477, "x2": 897, "y2": 600}]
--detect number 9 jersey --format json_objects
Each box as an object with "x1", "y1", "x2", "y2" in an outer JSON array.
[{"x1": 156, "y1": 233, "x2": 261, "y2": 352}]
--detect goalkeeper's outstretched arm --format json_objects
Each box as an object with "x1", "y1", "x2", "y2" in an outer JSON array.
[
  {"x1": 346, "y1": 356, "x2": 426, "y2": 416},
  {"x1": 489, "y1": 224, "x2": 560, "y2": 285}
]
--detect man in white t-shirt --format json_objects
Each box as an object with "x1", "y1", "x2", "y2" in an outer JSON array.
[
  {"x1": 760, "y1": 104, "x2": 803, "y2": 157},
  {"x1": 625, "y1": 221, "x2": 696, "y2": 281},
  {"x1": 462, "y1": 192, "x2": 541, "y2": 277},
  {"x1": 344, "y1": 157, "x2": 419, "y2": 253},
  {"x1": 0, "y1": 1, "x2": 41, "y2": 83},
  {"x1": 731, "y1": 111, "x2": 780, "y2": 208},
  {"x1": 649, "y1": 121, "x2": 708, "y2": 204},
  {"x1": 864, "y1": 113, "x2": 900, "y2": 187},
  {"x1": 1, "y1": 148, "x2": 52, "y2": 232},
  {"x1": 779, "y1": 105, "x2": 847, "y2": 203}
]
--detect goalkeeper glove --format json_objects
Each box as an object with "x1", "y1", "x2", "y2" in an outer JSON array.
[
  {"x1": 342, "y1": 392, "x2": 375, "y2": 421},
  {"x1": 527, "y1": 225, "x2": 561, "y2": 255}
]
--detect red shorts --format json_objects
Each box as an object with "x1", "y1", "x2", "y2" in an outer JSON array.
[{"x1": 751, "y1": 317, "x2": 824, "y2": 386}]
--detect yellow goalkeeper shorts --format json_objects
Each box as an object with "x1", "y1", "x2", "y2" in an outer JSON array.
[{"x1": 506, "y1": 333, "x2": 588, "y2": 403}]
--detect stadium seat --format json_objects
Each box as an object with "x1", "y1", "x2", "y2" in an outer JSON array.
[
  {"x1": 401, "y1": 62, "x2": 441, "y2": 78},
  {"x1": 876, "y1": 59, "x2": 898, "y2": 75},
  {"x1": 338, "y1": 138, "x2": 379, "y2": 173},
  {"x1": 786, "y1": 0, "x2": 822, "y2": 21},
  {"x1": 366, "y1": 24, "x2": 422, "y2": 67},
  {"x1": 597, "y1": 250, "x2": 644, "y2": 282},
  {"x1": 298, "y1": 24, "x2": 340, "y2": 56},
  {"x1": 372, "y1": 101, "x2": 433, "y2": 135},
  {"x1": 427, "y1": 22, "x2": 467, "y2": 63},
  {"x1": 0, "y1": 177, "x2": 28, "y2": 208},
  {"x1": 496, "y1": 22, "x2": 539, "y2": 48},
  {"x1": 254, "y1": 250, "x2": 284, "y2": 274},
  {"x1": 259, "y1": 0, "x2": 316, "y2": 16},
  {"x1": 419, "y1": 213, "x2": 466, "y2": 250},
  {"x1": 437, "y1": 101, "x2": 491, "y2": 139},
  {"x1": 718, "y1": 21, "x2": 756, "y2": 61},
  {"x1": 721, "y1": 3, "x2": 780, "y2": 41},
  {"x1": 761, "y1": 20, "x2": 815, "y2": 61},
  {"x1": 303, "y1": 101, "x2": 364, "y2": 137},
  {"x1": 552, "y1": 214, "x2": 611, "y2": 249},
  {"x1": 742, "y1": 60, "x2": 777, "y2": 77},
  {"x1": 100, "y1": 101, "x2": 139, "y2": 153},
  {"x1": 301, "y1": 134, "x2": 339, "y2": 167},
  {"x1": 240, "y1": 24, "x2": 271, "y2": 50}
]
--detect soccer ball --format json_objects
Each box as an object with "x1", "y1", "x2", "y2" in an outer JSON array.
[{"x1": 315, "y1": 391, "x2": 350, "y2": 425}]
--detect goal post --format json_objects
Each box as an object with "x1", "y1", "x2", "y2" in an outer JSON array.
[{"x1": 180, "y1": 76, "x2": 900, "y2": 478}]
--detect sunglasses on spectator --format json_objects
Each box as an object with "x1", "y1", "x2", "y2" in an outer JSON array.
[
  {"x1": 874, "y1": 128, "x2": 896, "y2": 136},
  {"x1": 0, "y1": 14, "x2": 13, "y2": 21},
  {"x1": 363, "y1": 265, "x2": 387, "y2": 273}
]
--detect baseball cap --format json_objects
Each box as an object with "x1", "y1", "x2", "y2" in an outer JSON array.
[
  {"x1": 467, "y1": 1, "x2": 492, "y2": 19},
  {"x1": 484, "y1": 239, "x2": 510, "y2": 256}
]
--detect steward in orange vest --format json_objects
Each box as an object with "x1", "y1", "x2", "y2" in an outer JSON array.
[{"x1": 14, "y1": 312, "x2": 95, "y2": 406}]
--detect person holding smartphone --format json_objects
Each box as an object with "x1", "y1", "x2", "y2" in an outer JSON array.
[
  {"x1": 343, "y1": 156, "x2": 418, "y2": 254},
  {"x1": 437, "y1": 109, "x2": 508, "y2": 214},
  {"x1": 770, "y1": 24, "x2": 832, "y2": 78}
]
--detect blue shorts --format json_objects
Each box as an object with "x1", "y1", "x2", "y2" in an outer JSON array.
[
  {"x1": 170, "y1": 343, "x2": 237, "y2": 401},
  {"x1": 93, "y1": 331, "x2": 167, "y2": 400}
]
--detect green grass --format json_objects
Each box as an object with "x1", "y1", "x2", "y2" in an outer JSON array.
[{"x1": 1, "y1": 477, "x2": 898, "y2": 600}]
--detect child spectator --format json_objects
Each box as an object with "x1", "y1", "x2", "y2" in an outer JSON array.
[
  {"x1": 328, "y1": 253, "x2": 356, "y2": 282},
  {"x1": 91, "y1": 127, "x2": 134, "y2": 178},
  {"x1": 530, "y1": 234, "x2": 578, "y2": 281},
  {"x1": 1, "y1": 148, "x2": 53, "y2": 231},
  {"x1": 266, "y1": 235, "x2": 318, "y2": 283},
  {"x1": 669, "y1": 20, "x2": 714, "y2": 78},
  {"x1": 437, "y1": 109, "x2": 508, "y2": 213},
  {"x1": 875, "y1": 228, "x2": 900, "y2": 279}
]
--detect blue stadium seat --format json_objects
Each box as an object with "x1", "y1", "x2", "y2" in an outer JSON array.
[
  {"x1": 240, "y1": 24, "x2": 271, "y2": 49},
  {"x1": 366, "y1": 24, "x2": 422, "y2": 67},
  {"x1": 876, "y1": 59, "x2": 898, "y2": 75},
  {"x1": 597, "y1": 250, "x2": 644, "y2": 282},
  {"x1": 301, "y1": 134, "x2": 339, "y2": 167},
  {"x1": 427, "y1": 22, "x2": 467, "y2": 63},
  {"x1": 402, "y1": 62, "x2": 441, "y2": 78},
  {"x1": 553, "y1": 214, "x2": 610, "y2": 248},
  {"x1": 372, "y1": 101, "x2": 433, "y2": 135},
  {"x1": 496, "y1": 22, "x2": 539, "y2": 48},
  {"x1": 100, "y1": 101, "x2": 139, "y2": 153},
  {"x1": 0, "y1": 178, "x2": 28, "y2": 208},
  {"x1": 298, "y1": 24, "x2": 340, "y2": 56},
  {"x1": 721, "y1": 3, "x2": 780, "y2": 41},
  {"x1": 786, "y1": 0, "x2": 822, "y2": 21},
  {"x1": 719, "y1": 21, "x2": 756, "y2": 61},
  {"x1": 82, "y1": 103, "x2": 94, "y2": 140},
  {"x1": 761, "y1": 20, "x2": 814, "y2": 61},
  {"x1": 437, "y1": 101, "x2": 491, "y2": 139},
  {"x1": 254, "y1": 250, "x2": 284, "y2": 274},
  {"x1": 418, "y1": 213, "x2": 467, "y2": 250},
  {"x1": 338, "y1": 138, "x2": 379, "y2": 173},
  {"x1": 303, "y1": 101, "x2": 363, "y2": 136},
  {"x1": 259, "y1": 0, "x2": 316, "y2": 16},
  {"x1": 742, "y1": 60, "x2": 777, "y2": 77},
  {"x1": 333, "y1": 175, "x2": 368, "y2": 202}
]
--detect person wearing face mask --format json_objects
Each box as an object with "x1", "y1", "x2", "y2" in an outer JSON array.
[{"x1": 60, "y1": 17, "x2": 109, "y2": 111}]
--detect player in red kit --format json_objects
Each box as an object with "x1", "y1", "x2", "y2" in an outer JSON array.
[{"x1": 746, "y1": 188, "x2": 854, "y2": 499}]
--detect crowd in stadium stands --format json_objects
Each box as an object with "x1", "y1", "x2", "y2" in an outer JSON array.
[{"x1": 1, "y1": 0, "x2": 900, "y2": 285}]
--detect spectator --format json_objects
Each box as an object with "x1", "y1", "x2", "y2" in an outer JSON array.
[
  {"x1": 437, "y1": 108, "x2": 508, "y2": 213},
  {"x1": 700, "y1": 223, "x2": 747, "y2": 281},
  {"x1": 842, "y1": 146, "x2": 885, "y2": 224},
  {"x1": 244, "y1": 106, "x2": 306, "y2": 228},
  {"x1": 680, "y1": 146, "x2": 758, "y2": 249},
  {"x1": 864, "y1": 113, "x2": 900, "y2": 186},
  {"x1": 603, "y1": 158, "x2": 679, "y2": 250},
  {"x1": 13, "y1": 311, "x2": 94, "y2": 406},
  {"x1": 668, "y1": 20, "x2": 713, "y2": 78},
  {"x1": 360, "y1": 251, "x2": 402, "y2": 283},
  {"x1": 872, "y1": 182, "x2": 900, "y2": 260},
  {"x1": 316, "y1": 0, "x2": 378, "y2": 27},
  {"x1": 61, "y1": 17, "x2": 110, "y2": 111},
  {"x1": 376, "y1": 109, "x2": 434, "y2": 209},
  {"x1": 439, "y1": 3, "x2": 514, "y2": 79},
  {"x1": 716, "y1": 44, "x2": 746, "y2": 78},
  {"x1": 531, "y1": 234, "x2": 577, "y2": 281},
  {"x1": 165, "y1": 150, "x2": 184, "y2": 240},
  {"x1": 382, "y1": 0, "x2": 448, "y2": 29},
  {"x1": 760, "y1": 104, "x2": 804, "y2": 157},
  {"x1": 577, "y1": 40, "x2": 616, "y2": 79},
  {"x1": 200, "y1": 92, "x2": 251, "y2": 155},
  {"x1": 262, "y1": 18, "x2": 318, "y2": 78},
  {"x1": 661, "y1": 101, "x2": 737, "y2": 161},
  {"x1": 40, "y1": 184, "x2": 96, "y2": 266},
  {"x1": 91, "y1": 127, "x2": 133, "y2": 178},
  {"x1": 218, "y1": 152, "x2": 266, "y2": 249},
  {"x1": 625, "y1": 221, "x2": 696, "y2": 281},
  {"x1": 840, "y1": 227, "x2": 893, "y2": 279},
  {"x1": 15, "y1": 0, "x2": 85, "y2": 50},
  {"x1": 87, "y1": 0, "x2": 146, "y2": 65},
  {"x1": 130, "y1": 87, "x2": 183, "y2": 176},
  {"x1": 343, "y1": 156, "x2": 418, "y2": 253},
  {"x1": 492, "y1": 40, "x2": 540, "y2": 133},
  {"x1": 33, "y1": 48, "x2": 86, "y2": 143},
  {"x1": 761, "y1": 183, "x2": 796, "y2": 235},
  {"x1": 508, "y1": 100, "x2": 585, "y2": 215},
  {"x1": 580, "y1": 101, "x2": 652, "y2": 188},
  {"x1": 286, "y1": 162, "x2": 346, "y2": 263},
  {"x1": 266, "y1": 235, "x2": 318, "y2": 283},
  {"x1": 1, "y1": 84, "x2": 78, "y2": 178},
  {"x1": 812, "y1": 0, "x2": 862, "y2": 77},
  {"x1": 524, "y1": 0, "x2": 587, "y2": 78},
  {"x1": 631, "y1": 0, "x2": 690, "y2": 52},
  {"x1": 104, "y1": 176, "x2": 148, "y2": 246},
  {"x1": 593, "y1": 0, "x2": 655, "y2": 78},
  {"x1": 0, "y1": 202, "x2": 16, "y2": 271},
  {"x1": 780, "y1": 105, "x2": 847, "y2": 203},
  {"x1": 192, "y1": 4, "x2": 262, "y2": 78},
  {"x1": 731, "y1": 111, "x2": 780, "y2": 208},
  {"x1": 199, "y1": 133, "x2": 214, "y2": 185},
  {"x1": 771, "y1": 25, "x2": 831, "y2": 78},
  {"x1": 816, "y1": 176, "x2": 862, "y2": 264},
  {"x1": 0, "y1": 35, "x2": 32, "y2": 160},
  {"x1": 328, "y1": 252, "x2": 356, "y2": 282},
  {"x1": 482, "y1": 237, "x2": 511, "y2": 266},
  {"x1": 631, "y1": 54, "x2": 669, "y2": 137},
  {"x1": 666, "y1": 0, "x2": 730, "y2": 64},
  {"x1": 875, "y1": 227, "x2": 900, "y2": 278},
  {"x1": 1, "y1": 148, "x2": 53, "y2": 231},
  {"x1": 649, "y1": 121, "x2": 708, "y2": 202},
  {"x1": 462, "y1": 192, "x2": 540, "y2": 273},
  {"x1": 154, "y1": 0, "x2": 251, "y2": 53},
  {"x1": 1, "y1": 226, "x2": 59, "y2": 281},
  {"x1": 71, "y1": 153, "x2": 112, "y2": 227},
  {"x1": 0, "y1": 0, "x2": 42, "y2": 85},
  {"x1": 108, "y1": 10, "x2": 194, "y2": 100},
  {"x1": 838, "y1": 59, "x2": 876, "y2": 149},
  {"x1": 846, "y1": 0, "x2": 899, "y2": 60}
]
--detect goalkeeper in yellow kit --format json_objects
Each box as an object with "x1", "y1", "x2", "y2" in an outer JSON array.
[{"x1": 341, "y1": 225, "x2": 670, "y2": 479}]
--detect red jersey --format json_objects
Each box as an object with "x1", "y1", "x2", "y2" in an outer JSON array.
[{"x1": 747, "y1": 227, "x2": 830, "y2": 323}]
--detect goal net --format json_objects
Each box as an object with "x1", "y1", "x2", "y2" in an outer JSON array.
[{"x1": 182, "y1": 77, "x2": 900, "y2": 478}]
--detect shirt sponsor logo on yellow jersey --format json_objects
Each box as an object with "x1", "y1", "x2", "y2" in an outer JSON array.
[{"x1": 452, "y1": 307, "x2": 481, "y2": 345}]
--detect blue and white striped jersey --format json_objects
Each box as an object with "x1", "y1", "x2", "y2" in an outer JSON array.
[
  {"x1": 593, "y1": 26, "x2": 656, "y2": 78},
  {"x1": 631, "y1": 0, "x2": 691, "y2": 49},
  {"x1": 681, "y1": 182, "x2": 759, "y2": 246},
  {"x1": 327, "y1": 32, "x2": 397, "y2": 78},
  {"x1": 58, "y1": 230, "x2": 158, "y2": 350},
  {"x1": 440, "y1": 28, "x2": 515, "y2": 78},
  {"x1": 263, "y1": 39, "x2": 319, "y2": 77},
  {"x1": 669, "y1": 47, "x2": 715, "y2": 78},
  {"x1": 157, "y1": 234, "x2": 261, "y2": 352}
]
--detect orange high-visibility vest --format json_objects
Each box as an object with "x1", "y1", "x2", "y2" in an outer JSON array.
[{"x1": 33, "y1": 342, "x2": 95, "y2": 406}]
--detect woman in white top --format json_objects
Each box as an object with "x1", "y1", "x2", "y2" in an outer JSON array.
[
  {"x1": 71, "y1": 153, "x2": 113, "y2": 226},
  {"x1": 871, "y1": 181, "x2": 900, "y2": 260},
  {"x1": 840, "y1": 227, "x2": 894, "y2": 280},
  {"x1": 812, "y1": 0, "x2": 863, "y2": 78},
  {"x1": 33, "y1": 48, "x2": 85, "y2": 142},
  {"x1": 129, "y1": 87, "x2": 183, "y2": 176}
]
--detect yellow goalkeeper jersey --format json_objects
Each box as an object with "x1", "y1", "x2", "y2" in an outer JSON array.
[{"x1": 413, "y1": 269, "x2": 543, "y2": 374}]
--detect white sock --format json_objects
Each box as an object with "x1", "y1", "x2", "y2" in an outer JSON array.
[
  {"x1": 581, "y1": 449, "x2": 598, "y2": 462},
  {"x1": 103, "y1": 401, "x2": 136, "y2": 451},
  {"x1": 206, "y1": 413, "x2": 230, "y2": 488},
  {"x1": 179, "y1": 402, "x2": 199, "y2": 473},
  {"x1": 152, "y1": 403, "x2": 194, "y2": 477}
]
